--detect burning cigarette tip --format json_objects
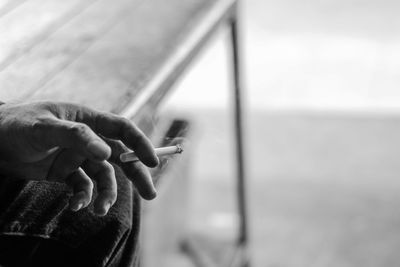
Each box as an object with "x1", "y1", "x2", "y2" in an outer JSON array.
[{"x1": 175, "y1": 144, "x2": 183, "y2": 153}]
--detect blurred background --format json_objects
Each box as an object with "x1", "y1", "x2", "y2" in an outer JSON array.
[{"x1": 159, "y1": 0, "x2": 400, "y2": 266}]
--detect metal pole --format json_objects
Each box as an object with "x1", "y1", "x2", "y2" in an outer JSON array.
[{"x1": 229, "y1": 2, "x2": 250, "y2": 267}]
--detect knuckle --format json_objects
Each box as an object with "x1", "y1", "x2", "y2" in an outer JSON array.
[
  {"x1": 120, "y1": 117, "x2": 135, "y2": 132},
  {"x1": 84, "y1": 179, "x2": 94, "y2": 192},
  {"x1": 38, "y1": 101, "x2": 61, "y2": 114},
  {"x1": 126, "y1": 163, "x2": 145, "y2": 180},
  {"x1": 103, "y1": 161, "x2": 114, "y2": 173},
  {"x1": 41, "y1": 101, "x2": 57, "y2": 110},
  {"x1": 68, "y1": 123, "x2": 90, "y2": 137},
  {"x1": 120, "y1": 117, "x2": 132, "y2": 127},
  {"x1": 31, "y1": 121, "x2": 44, "y2": 138},
  {"x1": 129, "y1": 165, "x2": 142, "y2": 177},
  {"x1": 31, "y1": 117, "x2": 50, "y2": 132},
  {"x1": 31, "y1": 117, "x2": 53, "y2": 142}
]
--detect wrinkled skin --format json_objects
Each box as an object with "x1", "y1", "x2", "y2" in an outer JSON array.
[{"x1": 0, "y1": 102, "x2": 159, "y2": 216}]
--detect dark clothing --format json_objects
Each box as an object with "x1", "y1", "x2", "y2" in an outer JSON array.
[{"x1": 0, "y1": 165, "x2": 140, "y2": 267}]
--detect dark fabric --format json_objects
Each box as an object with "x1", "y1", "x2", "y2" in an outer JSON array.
[{"x1": 0, "y1": 164, "x2": 141, "y2": 267}]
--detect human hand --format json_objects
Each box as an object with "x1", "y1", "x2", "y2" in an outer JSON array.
[{"x1": 0, "y1": 101, "x2": 159, "y2": 215}]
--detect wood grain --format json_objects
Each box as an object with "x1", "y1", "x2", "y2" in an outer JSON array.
[
  {"x1": 0, "y1": 0, "x2": 228, "y2": 115},
  {"x1": 0, "y1": 0, "x2": 98, "y2": 70},
  {"x1": 0, "y1": 0, "x2": 143, "y2": 101},
  {"x1": 29, "y1": 0, "x2": 214, "y2": 112}
]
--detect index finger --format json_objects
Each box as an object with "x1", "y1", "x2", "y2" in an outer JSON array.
[{"x1": 73, "y1": 107, "x2": 158, "y2": 167}]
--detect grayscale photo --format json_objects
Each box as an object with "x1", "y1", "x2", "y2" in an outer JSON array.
[{"x1": 0, "y1": 0, "x2": 399, "y2": 266}]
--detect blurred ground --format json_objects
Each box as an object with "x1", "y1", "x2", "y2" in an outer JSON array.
[
  {"x1": 160, "y1": 0, "x2": 400, "y2": 266},
  {"x1": 183, "y1": 110, "x2": 400, "y2": 267}
]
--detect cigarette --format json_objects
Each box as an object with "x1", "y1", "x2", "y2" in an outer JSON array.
[{"x1": 120, "y1": 144, "x2": 183, "y2": 163}]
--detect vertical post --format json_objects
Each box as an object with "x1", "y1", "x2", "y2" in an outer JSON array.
[{"x1": 229, "y1": 2, "x2": 250, "y2": 267}]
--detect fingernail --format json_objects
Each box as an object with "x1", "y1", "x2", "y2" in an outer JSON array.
[
  {"x1": 150, "y1": 190, "x2": 157, "y2": 199},
  {"x1": 70, "y1": 202, "x2": 83, "y2": 212},
  {"x1": 87, "y1": 140, "x2": 111, "y2": 160},
  {"x1": 146, "y1": 189, "x2": 157, "y2": 200},
  {"x1": 102, "y1": 202, "x2": 111, "y2": 216},
  {"x1": 148, "y1": 155, "x2": 159, "y2": 167}
]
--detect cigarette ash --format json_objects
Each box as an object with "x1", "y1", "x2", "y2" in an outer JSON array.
[
  {"x1": 151, "y1": 138, "x2": 188, "y2": 186},
  {"x1": 156, "y1": 138, "x2": 186, "y2": 170}
]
